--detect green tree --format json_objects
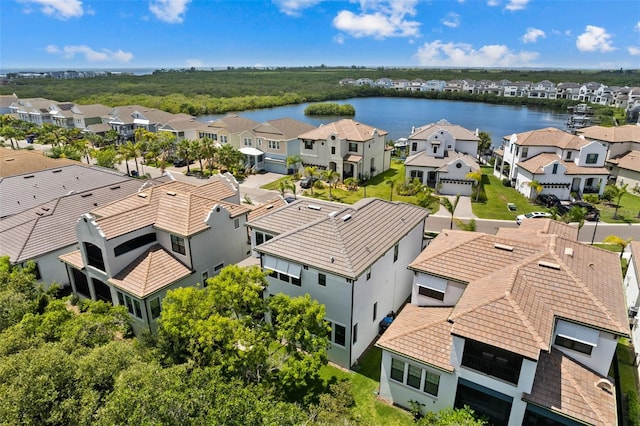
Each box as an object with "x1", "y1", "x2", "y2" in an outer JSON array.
[
  {"x1": 417, "y1": 406, "x2": 487, "y2": 426},
  {"x1": 603, "y1": 235, "x2": 632, "y2": 259},
  {"x1": 0, "y1": 125, "x2": 20, "y2": 149},
  {"x1": 385, "y1": 178, "x2": 395, "y2": 201},
  {"x1": 440, "y1": 194, "x2": 461, "y2": 230},
  {"x1": 564, "y1": 205, "x2": 586, "y2": 239},
  {"x1": 200, "y1": 137, "x2": 217, "y2": 172},
  {"x1": 454, "y1": 218, "x2": 477, "y2": 231},
  {"x1": 466, "y1": 170, "x2": 483, "y2": 202},
  {"x1": 305, "y1": 166, "x2": 319, "y2": 195},
  {"x1": 322, "y1": 169, "x2": 340, "y2": 199},
  {"x1": 93, "y1": 146, "x2": 119, "y2": 169},
  {"x1": 286, "y1": 154, "x2": 302, "y2": 175},
  {"x1": 609, "y1": 183, "x2": 629, "y2": 219},
  {"x1": 477, "y1": 131, "x2": 492, "y2": 158},
  {"x1": 527, "y1": 180, "x2": 543, "y2": 201},
  {"x1": 278, "y1": 178, "x2": 295, "y2": 199},
  {"x1": 217, "y1": 144, "x2": 244, "y2": 173}
]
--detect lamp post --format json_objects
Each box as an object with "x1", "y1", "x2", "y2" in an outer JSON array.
[{"x1": 590, "y1": 215, "x2": 600, "y2": 245}]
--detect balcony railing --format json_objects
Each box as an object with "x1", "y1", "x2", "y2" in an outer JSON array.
[{"x1": 461, "y1": 352, "x2": 520, "y2": 384}]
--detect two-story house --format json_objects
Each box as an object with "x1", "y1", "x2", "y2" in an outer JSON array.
[
  {"x1": 494, "y1": 127, "x2": 609, "y2": 200},
  {"x1": 298, "y1": 119, "x2": 391, "y2": 181},
  {"x1": 624, "y1": 241, "x2": 640, "y2": 373},
  {"x1": 377, "y1": 220, "x2": 628, "y2": 425},
  {"x1": 71, "y1": 103, "x2": 112, "y2": 130},
  {"x1": 103, "y1": 105, "x2": 191, "y2": 142},
  {"x1": 251, "y1": 198, "x2": 429, "y2": 368},
  {"x1": 404, "y1": 119, "x2": 480, "y2": 195},
  {"x1": 252, "y1": 118, "x2": 317, "y2": 174},
  {"x1": 58, "y1": 177, "x2": 252, "y2": 333}
]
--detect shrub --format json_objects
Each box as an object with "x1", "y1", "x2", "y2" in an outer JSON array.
[
  {"x1": 69, "y1": 293, "x2": 80, "y2": 306},
  {"x1": 629, "y1": 390, "x2": 640, "y2": 426},
  {"x1": 583, "y1": 194, "x2": 599, "y2": 204},
  {"x1": 502, "y1": 178, "x2": 511, "y2": 187},
  {"x1": 603, "y1": 185, "x2": 617, "y2": 202}
]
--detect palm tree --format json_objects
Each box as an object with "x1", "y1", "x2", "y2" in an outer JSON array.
[
  {"x1": 527, "y1": 180, "x2": 543, "y2": 201},
  {"x1": 454, "y1": 218, "x2": 477, "y2": 231},
  {"x1": 477, "y1": 131, "x2": 492, "y2": 159},
  {"x1": 609, "y1": 183, "x2": 629, "y2": 219},
  {"x1": 440, "y1": 194, "x2": 460, "y2": 230},
  {"x1": 603, "y1": 235, "x2": 632, "y2": 260},
  {"x1": 177, "y1": 139, "x2": 194, "y2": 173},
  {"x1": 286, "y1": 155, "x2": 302, "y2": 175},
  {"x1": 385, "y1": 178, "x2": 395, "y2": 201},
  {"x1": 200, "y1": 137, "x2": 217, "y2": 172},
  {"x1": 119, "y1": 141, "x2": 142, "y2": 176},
  {"x1": 564, "y1": 205, "x2": 586, "y2": 239},
  {"x1": 304, "y1": 166, "x2": 318, "y2": 195},
  {"x1": 466, "y1": 170, "x2": 483, "y2": 202},
  {"x1": 277, "y1": 179, "x2": 295, "y2": 199},
  {"x1": 0, "y1": 125, "x2": 19, "y2": 149},
  {"x1": 322, "y1": 169, "x2": 340, "y2": 200}
]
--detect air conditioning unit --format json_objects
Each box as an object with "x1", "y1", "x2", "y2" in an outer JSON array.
[{"x1": 629, "y1": 306, "x2": 639, "y2": 318}]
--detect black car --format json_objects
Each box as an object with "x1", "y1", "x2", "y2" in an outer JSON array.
[
  {"x1": 300, "y1": 176, "x2": 319, "y2": 189},
  {"x1": 569, "y1": 201, "x2": 600, "y2": 221},
  {"x1": 536, "y1": 193, "x2": 560, "y2": 208}
]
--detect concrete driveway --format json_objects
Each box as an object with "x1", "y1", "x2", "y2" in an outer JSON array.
[{"x1": 432, "y1": 195, "x2": 476, "y2": 219}]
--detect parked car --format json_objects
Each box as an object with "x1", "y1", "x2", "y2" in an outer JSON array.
[
  {"x1": 300, "y1": 176, "x2": 319, "y2": 189},
  {"x1": 516, "y1": 211, "x2": 552, "y2": 225},
  {"x1": 569, "y1": 201, "x2": 600, "y2": 221},
  {"x1": 555, "y1": 204, "x2": 571, "y2": 216},
  {"x1": 172, "y1": 158, "x2": 188, "y2": 167},
  {"x1": 536, "y1": 193, "x2": 560, "y2": 208}
]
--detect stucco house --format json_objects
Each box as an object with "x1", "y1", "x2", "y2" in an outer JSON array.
[
  {"x1": 377, "y1": 220, "x2": 628, "y2": 425},
  {"x1": 297, "y1": 119, "x2": 391, "y2": 181},
  {"x1": 58, "y1": 176, "x2": 252, "y2": 333},
  {"x1": 404, "y1": 119, "x2": 480, "y2": 196},
  {"x1": 251, "y1": 197, "x2": 429, "y2": 368},
  {"x1": 252, "y1": 118, "x2": 317, "y2": 174},
  {"x1": 494, "y1": 127, "x2": 609, "y2": 200},
  {"x1": 624, "y1": 241, "x2": 640, "y2": 373}
]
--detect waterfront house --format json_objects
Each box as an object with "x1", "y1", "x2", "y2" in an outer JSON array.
[
  {"x1": 71, "y1": 104, "x2": 112, "y2": 130},
  {"x1": 252, "y1": 197, "x2": 429, "y2": 368},
  {"x1": 404, "y1": 119, "x2": 480, "y2": 195},
  {"x1": 494, "y1": 127, "x2": 609, "y2": 200},
  {"x1": 103, "y1": 105, "x2": 191, "y2": 142},
  {"x1": 252, "y1": 117, "x2": 316, "y2": 174},
  {"x1": 377, "y1": 222, "x2": 628, "y2": 425},
  {"x1": 624, "y1": 241, "x2": 640, "y2": 374},
  {"x1": 59, "y1": 176, "x2": 251, "y2": 333},
  {"x1": 297, "y1": 119, "x2": 391, "y2": 181}
]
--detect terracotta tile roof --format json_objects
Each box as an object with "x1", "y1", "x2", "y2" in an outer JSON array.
[
  {"x1": 247, "y1": 197, "x2": 288, "y2": 222},
  {"x1": 517, "y1": 153, "x2": 609, "y2": 175},
  {"x1": 524, "y1": 348, "x2": 617, "y2": 425},
  {"x1": 108, "y1": 245, "x2": 193, "y2": 298},
  {"x1": 206, "y1": 114, "x2": 261, "y2": 133},
  {"x1": 256, "y1": 198, "x2": 428, "y2": 278},
  {"x1": 506, "y1": 127, "x2": 590, "y2": 150},
  {"x1": 496, "y1": 219, "x2": 579, "y2": 241},
  {"x1": 577, "y1": 124, "x2": 640, "y2": 144},
  {"x1": 377, "y1": 305, "x2": 455, "y2": 372},
  {"x1": 405, "y1": 151, "x2": 479, "y2": 171},
  {"x1": 59, "y1": 250, "x2": 84, "y2": 270},
  {"x1": 253, "y1": 117, "x2": 316, "y2": 140},
  {"x1": 298, "y1": 119, "x2": 388, "y2": 142},
  {"x1": 90, "y1": 180, "x2": 248, "y2": 239},
  {"x1": 409, "y1": 120, "x2": 480, "y2": 142},
  {"x1": 247, "y1": 198, "x2": 348, "y2": 235},
  {"x1": 0, "y1": 147, "x2": 81, "y2": 177},
  {"x1": 0, "y1": 179, "x2": 151, "y2": 263},
  {"x1": 607, "y1": 150, "x2": 640, "y2": 173}
]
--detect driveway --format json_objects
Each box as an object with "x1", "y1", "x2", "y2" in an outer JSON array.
[{"x1": 432, "y1": 195, "x2": 476, "y2": 219}]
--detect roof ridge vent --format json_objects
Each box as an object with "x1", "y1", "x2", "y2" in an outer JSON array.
[
  {"x1": 564, "y1": 247, "x2": 574, "y2": 257},
  {"x1": 341, "y1": 213, "x2": 352, "y2": 222},
  {"x1": 265, "y1": 204, "x2": 274, "y2": 210},
  {"x1": 494, "y1": 243, "x2": 514, "y2": 252},
  {"x1": 138, "y1": 193, "x2": 148, "y2": 198},
  {"x1": 308, "y1": 204, "x2": 322, "y2": 211},
  {"x1": 328, "y1": 210, "x2": 339, "y2": 217},
  {"x1": 166, "y1": 191, "x2": 177, "y2": 196},
  {"x1": 538, "y1": 260, "x2": 561, "y2": 270}
]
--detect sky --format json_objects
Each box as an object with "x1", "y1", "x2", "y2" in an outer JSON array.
[{"x1": 1, "y1": 0, "x2": 639, "y2": 71}]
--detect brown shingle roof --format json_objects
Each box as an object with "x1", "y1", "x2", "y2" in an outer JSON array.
[
  {"x1": 256, "y1": 198, "x2": 428, "y2": 278},
  {"x1": 108, "y1": 244, "x2": 193, "y2": 298},
  {"x1": 577, "y1": 124, "x2": 640, "y2": 144},
  {"x1": 377, "y1": 305, "x2": 455, "y2": 372},
  {"x1": 298, "y1": 119, "x2": 388, "y2": 142},
  {"x1": 206, "y1": 114, "x2": 260, "y2": 133},
  {"x1": 524, "y1": 348, "x2": 617, "y2": 425}
]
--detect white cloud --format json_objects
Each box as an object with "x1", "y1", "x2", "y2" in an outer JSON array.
[
  {"x1": 576, "y1": 25, "x2": 615, "y2": 52},
  {"x1": 149, "y1": 0, "x2": 191, "y2": 24},
  {"x1": 332, "y1": 0, "x2": 421, "y2": 39},
  {"x1": 186, "y1": 59, "x2": 203, "y2": 67},
  {"x1": 522, "y1": 28, "x2": 545, "y2": 43},
  {"x1": 487, "y1": 0, "x2": 500, "y2": 6},
  {"x1": 629, "y1": 46, "x2": 640, "y2": 56},
  {"x1": 46, "y1": 44, "x2": 134, "y2": 63},
  {"x1": 441, "y1": 12, "x2": 460, "y2": 28},
  {"x1": 635, "y1": 21, "x2": 640, "y2": 31},
  {"x1": 333, "y1": 34, "x2": 345, "y2": 45},
  {"x1": 19, "y1": 0, "x2": 83, "y2": 19},
  {"x1": 505, "y1": 0, "x2": 529, "y2": 11},
  {"x1": 414, "y1": 40, "x2": 538, "y2": 67},
  {"x1": 273, "y1": 0, "x2": 323, "y2": 17}
]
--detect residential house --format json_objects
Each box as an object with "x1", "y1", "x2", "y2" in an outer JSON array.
[
  {"x1": 199, "y1": 114, "x2": 261, "y2": 158},
  {"x1": 0, "y1": 94, "x2": 18, "y2": 115},
  {"x1": 49, "y1": 102, "x2": 77, "y2": 128},
  {"x1": 579, "y1": 82, "x2": 604, "y2": 103},
  {"x1": 606, "y1": 150, "x2": 640, "y2": 191},
  {"x1": 0, "y1": 177, "x2": 166, "y2": 288},
  {"x1": 624, "y1": 241, "x2": 640, "y2": 372},
  {"x1": 528, "y1": 81, "x2": 557, "y2": 99},
  {"x1": 103, "y1": 105, "x2": 192, "y2": 142},
  {"x1": 477, "y1": 80, "x2": 504, "y2": 96},
  {"x1": 252, "y1": 118, "x2": 316, "y2": 174},
  {"x1": 377, "y1": 222, "x2": 628, "y2": 425},
  {"x1": 71, "y1": 104, "x2": 112, "y2": 130},
  {"x1": 59, "y1": 176, "x2": 252, "y2": 333},
  {"x1": 393, "y1": 79, "x2": 411, "y2": 91},
  {"x1": 298, "y1": 119, "x2": 391, "y2": 181},
  {"x1": 423, "y1": 80, "x2": 446, "y2": 92},
  {"x1": 0, "y1": 147, "x2": 79, "y2": 179},
  {"x1": 157, "y1": 117, "x2": 207, "y2": 142},
  {"x1": 494, "y1": 127, "x2": 609, "y2": 200},
  {"x1": 556, "y1": 82, "x2": 582, "y2": 100},
  {"x1": 404, "y1": 120, "x2": 480, "y2": 195},
  {"x1": 251, "y1": 198, "x2": 429, "y2": 368},
  {"x1": 375, "y1": 78, "x2": 394, "y2": 89},
  {"x1": 10, "y1": 98, "x2": 57, "y2": 126}
]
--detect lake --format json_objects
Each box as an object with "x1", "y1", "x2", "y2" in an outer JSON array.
[{"x1": 198, "y1": 97, "x2": 569, "y2": 148}]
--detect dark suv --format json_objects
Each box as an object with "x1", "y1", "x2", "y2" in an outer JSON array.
[
  {"x1": 536, "y1": 193, "x2": 560, "y2": 208},
  {"x1": 569, "y1": 201, "x2": 600, "y2": 221},
  {"x1": 300, "y1": 176, "x2": 319, "y2": 189}
]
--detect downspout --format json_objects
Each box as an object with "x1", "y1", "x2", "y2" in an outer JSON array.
[{"x1": 349, "y1": 277, "x2": 355, "y2": 368}]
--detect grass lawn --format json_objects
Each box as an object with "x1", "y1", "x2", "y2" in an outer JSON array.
[
  {"x1": 261, "y1": 161, "x2": 440, "y2": 213},
  {"x1": 319, "y1": 346, "x2": 413, "y2": 426},
  {"x1": 471, "y1": 166, "x2": 537, "y2": 220},
  {"x1": 595, "y1": 191, "x2": 640, "y2": 224},
  {"x1": 616, "y1": 338, "x2": 639, "y2": 395}
]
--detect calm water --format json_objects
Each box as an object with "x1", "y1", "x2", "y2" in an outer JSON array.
[{"x1": 198, "y1": 97, "x2": 569, "y2": 148}]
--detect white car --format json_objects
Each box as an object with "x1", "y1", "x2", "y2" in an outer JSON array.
[{"x1": 516, "y1": 211, "x2": 552, "y2": 225}]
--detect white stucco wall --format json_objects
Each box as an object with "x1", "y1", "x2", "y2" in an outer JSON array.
[
  {"x1": 576, "y1": 141, "x2": 607, "y2": 167},
  {"x1": 34, "y1": 245, "x2": 78, "y2": 287},
  {"x1": 552, "y1": 320, "x2": 618, "y2": 376},
  {"x1": 411, "y1": 274, "x2": 465, "y2": 306}
]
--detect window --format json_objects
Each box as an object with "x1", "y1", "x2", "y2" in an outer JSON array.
[
  {"x1": 366, "y1": 269, "x2": 371, "y2": 280},
  {"x1": 171, "y1": 235, "x2": 186, "y2": 255},
  {"x1": 304, "y1": 140, "x2": 313, "y2": 150},
  {"x1": 555, "y1": 335, "x2": 593, "y2": 355},
  {"x1": 318, "y1": 273, "x2": 326, "y2": 286},
  {"x1": 410, "y1": 170, "x2": 424, "y2": 181},
  {"x1": 552, "y1": 163, "x2": 558, "y2": 174},
  {"x1": 349, "y1": 142, "x2": 358, "y2": 153},
  {"x1": 114, "y1": 233, "x2": 157, "y2": 257},
  {"x1": 521, "y1": 147, "x2": 528, "y2": 158},
  {"x1": 373, "y1": 302, "x2": 378, "y2": 321},
  {"x1": 586, "y1": 153, "x2": 598, "y2": 164},
  {"x1": 243, "y1": 137, "x2": 252, "y2": 146},
  {"x1": 279, "y1": 272, "x2": 290, "y2": 283},
  {"x1": 220, "y1": 135, "x2": 227, "y2": 144},
  {"x1": 331, "y1": 146, "x2": 336, "y2": 155},
  {"x1": 353, "y1": 323, "x2": 358, "y2": 345},
  {"x1": 433, "y1": 146, "x2": 438, "y2": 154},
  {"x1": 118, "y1": 291, "x2": 143, "y2": 319},
  {"x1": 407, "y1": 365, "x2": 422, "y2": 389},
  {"x1": 554, "y1": 321, "x2": 598, "y2": 355},
  {"x1": 150, "y1": 297, "x2": 161, "y2": 319},
  {"x1": 234, "y1": 218, "x2": 240, "y2": 229},
  {"x1": 291, "y1": 275, "x2": 301, "y2": 286},
  {"x1": 391, "y1": 358, "x2": 405, "y2": 382},
  {"x1": 334, "y1": 323, "x2": 346, "y2": 346},
  {"x1": 84, "y1": 242, "x2": 105, "y2": 271},
  {"x1": 424, "y1": 371, "x2": 440, "y2": 396},
  {"x1": 256, "y1": 232, "x2": 264, "y2": 245},
  {"x1": 202, "y1": 271, "x2": 209, "y2": 287},
  {"x1": 411, "y1": 142, "x2": 417, "y2": 152},
  {"x1": 566, "y1": 151, "x2": 572, "y2": 160},
  {"x1": 418, "y1": 286, "x2": 445, "y2": 301},
  {"x1": 393, "y1": 244, "x2": 399, "y2": 262},
  {"x1": 257, "y1": 138, "x2": 262, "y2": 146},
  {"x1": 268, "y1": 140, "x2": 280, "y2": 150},
  {"x1": 214, "y1": 263, "x2": 224, "y2": 272}
]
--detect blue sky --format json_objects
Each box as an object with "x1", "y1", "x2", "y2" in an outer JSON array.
[{"x1": 1, "y1": 0, "x2": 639, "y2": 70}]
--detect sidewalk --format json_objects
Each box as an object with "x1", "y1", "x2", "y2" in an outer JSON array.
[{"x1": 431, "y1": 195, "x2": 476, "y2": 219}]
